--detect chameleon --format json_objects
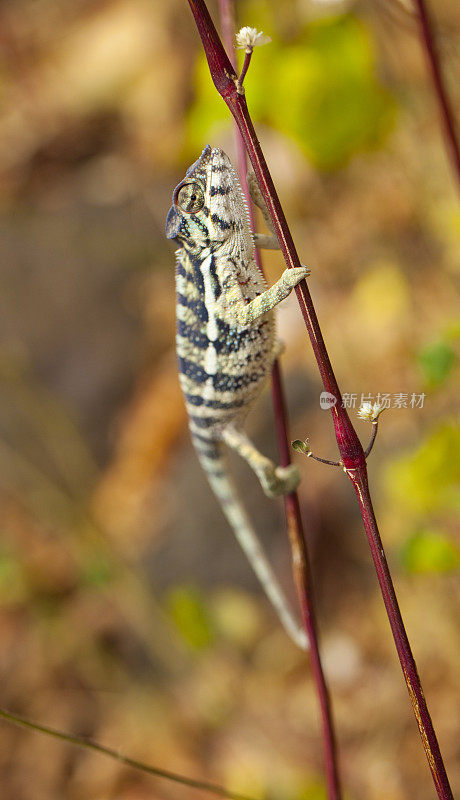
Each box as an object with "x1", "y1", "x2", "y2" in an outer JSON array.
[{"x1": 165, "y1": 145, "x2": 309, "y2": 650}]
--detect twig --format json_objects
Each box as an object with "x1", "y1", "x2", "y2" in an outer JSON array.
[
  {"x1": 236, "y1": 49, "x2": 252, "y2": 91},
  {"x1": 183, "y1": 3, "x2": 453, "y2": 797},
  {"x1": 414, "y1": 0, "x2": 460, "y2": 188},
  {"x1": 217, "y1": 6, "x2": 342, "y2": 797},
  {"x1": 364, "y1": 421, "x2": 379, "y2": 458},
  {"x1": 308, "y1": 454, "x2": 341, "y2": 467},
  {"x1": 0, "y1": 707, "x2": 257, "y2": 800}
]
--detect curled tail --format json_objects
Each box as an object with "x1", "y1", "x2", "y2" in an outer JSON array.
[{"x1": 192, "y1": 434, "x2": 308, "y2": 651}]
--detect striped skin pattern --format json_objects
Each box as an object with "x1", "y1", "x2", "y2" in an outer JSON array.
[{"x1": 166, "y1": 146, "x2": 309, "y2": 650}]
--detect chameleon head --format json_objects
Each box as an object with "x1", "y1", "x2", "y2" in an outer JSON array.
[{"x1": 165, "y1": 145, "x2": 253, "y2": 255}]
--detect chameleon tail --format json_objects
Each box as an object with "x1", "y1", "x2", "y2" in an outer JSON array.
[{"x1": 192, "y1": 435, "x2": 308, "y2": 651}]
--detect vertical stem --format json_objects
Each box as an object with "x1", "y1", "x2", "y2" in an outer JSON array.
[
  {"x1": 350, "y1": 471, "x2": 453, "y2": 798},
  {"x1": 414, "y1": 0, "x2": 460, "y2": 188},
  {"x1": 217, "y1": 5, "x2": 342, "y2": 797},
  {"x1": 272, "y1": 363, "x2": 341, "y2": 800}
]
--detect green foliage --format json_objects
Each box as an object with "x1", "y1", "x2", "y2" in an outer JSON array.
[
  {"x1": 400, "y1": 529, "x2": 459, "y2": 574},
  {"x1": 418, "y1": 339, "x2": 456, "y2": 388},
  {"x1": 296, "y1": 781, "x2": 328, "y2": 800},
  {"x1": 268, "y1": 773, "x2": 327, "y2": 800},
  {"x1": 187, "y1": 14, "x2": 396, "y2": 170},
  {"x1": 166, "y1": 585, "x2": 215, "y2": 650},
  {"x1": 186, "y1": 54, "x2": 228, "y2": 157},
  {"x1": 81, "y1": 552, "x2": 113, "y2": 587},
  {"x1": 292, "y1": 439, "x2": 310, "y2": 455},
  {"x1": 384, "y1": 423, "x2": 460, "y2": 516},
  {"x1": 387, "y1": 423, "x2": 460, "y2": 574},
  {"x1": 0, "y1": 550, "x2": 24, "y2": 602}
]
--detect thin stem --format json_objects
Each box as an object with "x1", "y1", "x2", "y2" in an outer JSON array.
[
  {"x1": 364, "y1": 421, "x2": 379, "y2": 458},
  {"x1": 0, "y1": 708, "x2": 257, "y2": 800},
  {"x1": 414, "y1": 0, "x2": 460, "y2": 188},
  {"x1": 218, "y1": 5, "x2": 342, "y2": 797},
  {"x1": 307, "y1": 453, "x2": 342, "y2": 467},
  {"x1": 183, "y1": 3, "x2": 453, "y2": 796},
  {"x1": 271, "y1": 363, "x2": 341, "y2": 800},
  {"x1": 348, "y1": 473, "x2": 452, "y2": 798},
  {"x1": 294, "y1": 419, "x2": 379, "y2": 464},
  {"x1": 237, "y1": 49, "x2": 252, "y2": 91},
  {"x1": 308, "y1": 453, "x2": 341, "y2": 467}
]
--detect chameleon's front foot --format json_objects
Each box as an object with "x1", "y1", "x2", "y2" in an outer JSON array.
[
  {"x1": 281, "y1": 266, "x2": 311, "y2": 289},
  {"x1": 260, "y1": 463, "x2": 301, "y2": 497}
]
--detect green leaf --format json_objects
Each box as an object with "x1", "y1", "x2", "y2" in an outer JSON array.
[
  {"x1": 166, "y1": 585, "x2": 214, "y2": 650},
  {"x1": 418, "y1": 340, "x2": 456, "y2": 388},
  {"x1": 292, "y1": 439, "x2": 310, "y2": 455},
  {"x1": 384, "y1": 423, "x2": 460, "y2": 515},
  {"x1": 268, "y1": 16, "x2": 396, "y2": 169},
  {"x1": 400, "y1": 529, "x2": 460, "y2": 574}
]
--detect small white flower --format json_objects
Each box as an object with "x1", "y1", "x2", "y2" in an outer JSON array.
[
  {"x1": 236, "y1": 26, "x2": 271, "y2": 52},
  {"x1": 357, "y1": 402, "x2": 384, "y2": 422},
  {"x1": 357, "y1": 402, "x2": 374, "y2": 421}
]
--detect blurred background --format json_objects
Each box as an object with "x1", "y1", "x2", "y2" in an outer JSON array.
[{"x1": 0, "y1": 0, "x2": 459, "y2": 798}]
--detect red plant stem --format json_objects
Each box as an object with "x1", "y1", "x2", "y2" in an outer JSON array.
[
  {"x1": 349, "y1": 471, "x2": 453, "y2": 799},
  {"x1": 237, "y1": 49, "x2": 252, "y2": 88},
  {"x1": 217, "y1": 5, "x2": 342, "y2": 797},
  {"x1": 414, "y1": 0, "x2": 460, "y2": 189},
  {"x1": 185, "y1": 2, "x2": 453, "y2": 797},
  {"x1": 271, "y1": 362, "x2": 341, "y2": 800}
]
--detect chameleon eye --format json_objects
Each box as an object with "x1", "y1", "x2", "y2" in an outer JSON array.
[{"x1": 174, "y1": 181, "x2": 204, "y2": 214}]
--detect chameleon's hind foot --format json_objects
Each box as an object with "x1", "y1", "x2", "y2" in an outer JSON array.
[
  {"x1": 221, "y1": 426, "x2": 301, "y2": 498},
  {"x1": 260, "y1": 464, "x2": 301, "y2": 498}
]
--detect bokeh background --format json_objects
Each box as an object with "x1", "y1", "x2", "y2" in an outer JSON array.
[{"x1": 0, "y1": 1, "x2": 458, "y2": 798}]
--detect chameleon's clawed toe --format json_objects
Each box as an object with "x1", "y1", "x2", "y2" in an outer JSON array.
[
  {"x1": 281, "y1": 266, "x2": 311, "y2": 290},
  {"x1": 275, "y1": 464, "x2": 301, "y2": 494}
]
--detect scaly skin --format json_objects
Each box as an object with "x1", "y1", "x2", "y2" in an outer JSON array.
[{"x1": 166, "y1": 145, "x2": 309, "y2": 650}]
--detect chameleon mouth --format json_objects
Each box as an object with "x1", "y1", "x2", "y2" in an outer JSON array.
[{"x1": 165, "y1": 203, "x2": 182, "y2": 240}]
